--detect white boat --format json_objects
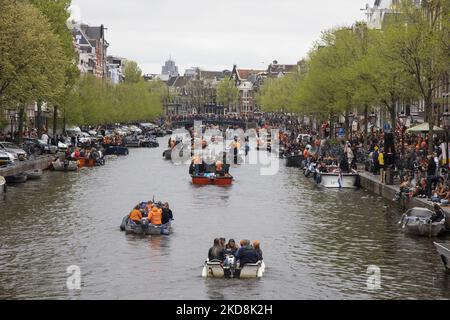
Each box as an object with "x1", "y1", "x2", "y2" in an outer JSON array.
[
  {"x1": 201, "y1": 259, "x2": 265, "y2": 279},
  {"x1": 434, "y1": 242, "x2": 450, "y2": 271},
  {"x1": 399, "y1": 207, "x2": 447, "y2": 237},
  {"x1": 26, "y1": 169, "x2": 43, "y2": 180},
  {"x1": 0, "y1": 176, "x2": 6, "y2": 194},
  {"x1": 52, "y1": 160, "x2": 78, "y2": 172},
  {"x1": 315, "y1": 166, "x2": 358, "y2": 188}
]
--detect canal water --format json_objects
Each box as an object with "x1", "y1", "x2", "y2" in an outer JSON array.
[{"x1": 0, "y1": 137, "x2": 449, "y2": 300}]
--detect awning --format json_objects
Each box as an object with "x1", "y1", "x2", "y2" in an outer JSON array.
[{"x1": 406, "y1": 123, "x2": 445, "y2": 133}]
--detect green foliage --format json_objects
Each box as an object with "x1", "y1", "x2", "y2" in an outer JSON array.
[
  {"x1": 0, "y1": 0, "x2": 66, "y2": 108},
  {"x1": 216, "y1": 77, "x2": 239, "y2": 107},
  {"x1": 65, "y1": 75, "x2": 163, "y2": 126},
  {"x1": 123, "y1": 60, "x2": 143, "y2": 84}
]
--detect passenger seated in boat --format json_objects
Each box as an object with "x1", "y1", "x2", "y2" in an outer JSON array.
[
  {"x1": 430, "y1": 204, "x2": 445, "y2": 223},
  {"x1": 73, "y1": 148, "x2": 81, "y2": 158},
  {"x1": 225, "y1": 239, "x2": 239, "y2": 256},
  {"x1": 161, "y1": 202, "x2": 173, "y2": 227},
  {"x1": 208, "y1": 238, "x2": 225, "y2": 262},
  {"x1": 129, "y1": 205, "x2": 143, "y2": 223},
  {"x1": 252, "y1": 240, "x2": 263, "y2": 260},
  {"x1": 215, "y1": 161, "x2": 225, "y2": 176},
  {"x1": 235, "y1": 239, "x2": 261, "y2": 267},
  {"x1": 317, "y1": 162, "x2": 328, "y2": 173},
  {"x1": 148, "y1": 204, "x2": 162, "y2": 225}
]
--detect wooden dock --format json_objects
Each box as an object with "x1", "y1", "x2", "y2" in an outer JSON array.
[{"x1": 0, "y1": 156, "x2": 54, "y2": 177}]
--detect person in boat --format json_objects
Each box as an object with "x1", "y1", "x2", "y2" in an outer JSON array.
[
  {"x1": 219, "y1": 238, "x2": 226, "y2": 248},
  {"x1": 430, "y1": 204, "x2": 446, "y2": 223},
  {"x1": 208, "y1": 238, "x2": 225, "y2": 262},
  {"x1": 252, "y1": 240, "x2": 263, "y2": 261},
  {"x1": 148, "y1": 203, "x2": 162, "y2": 225},
  {"x1": 225, "y1": 239, "x2": 239, "y2": 256},
  {"x1": 73, "y1": 148, "x2": 81, "y2": 158},
  {"x1": 129, "y1": 205, "x2": 143, "y2": 224},
  {"x1": 235, "y1": 239, "x2": 261, "y2": 267},
  {"x1": 161, "y1": 202, "x2": 173, "y2": 225},
  {"x1": 192, "y1": 154, "x2": 202, "y2": 176},
  {"x1": 215, "y1": 160, "x2": 225, "y2": 176}
]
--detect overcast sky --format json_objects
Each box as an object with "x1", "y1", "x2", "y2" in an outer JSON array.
[{"x1": 70, "y1": 0, "x2": 370, "y2": 75}]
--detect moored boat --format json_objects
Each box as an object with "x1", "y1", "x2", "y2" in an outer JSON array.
[
  {"x1": 0, "y1": 176, "x2": 6, "y2": 194},
  {"x1": 399, "y1": 207, "x2": 447, "y2": 237},
  {"x1": 52, "y1": 160, "x2": 78, "y2": 172},
  {"x1": 314, "y1": 166, "x2": 358, "y2": 188},
  {"x1": 192, "y1": 175, "x2": 233, "y2": 186},
  {"x1": 434, "y1": 242, "x2": 450, "y2": 271},
  {"x1": 26, "y1": 169, "x2": 43, "y2": 180},
  {"x1": 285, "y1": 154, "x2": 304, "y2": 167},
  {"x1": 5, "y1": 173, "x2": 28, "y2": 184},
  {"x1": 104, "y1": 146, "x2": 129, "y2": 156}
]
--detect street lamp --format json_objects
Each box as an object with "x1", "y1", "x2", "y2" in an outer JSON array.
[
  {"x1": 348, "y1": 112, "x2": 355, "y2": 141},
  {"x1": 443, "y1": 107, "x2": 450, "y2": 171},
  {"x1": 398, "y1": 112, "x2": 407, "y2": 155}
]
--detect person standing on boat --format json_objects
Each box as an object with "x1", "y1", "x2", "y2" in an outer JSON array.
[
  {"x1": 208, "y1": 238, "x2": 225, "y2": 262},
  {"x1": 193, "y1": 154, "x2": 202, "y2": 176},
  {"x1": 161, "y1": 202, "x2": 173, "y2": 226}
]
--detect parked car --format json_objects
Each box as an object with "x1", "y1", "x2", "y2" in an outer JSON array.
[
  {"x1": 0, "y1": 150, "x2": 13, "y2": 166},
  {"x1": 22, "y1": 138, "x2": 58, "y2": 155},
  {"x1": 0, "y1": 141, "x2": 27, "y2": 161}
]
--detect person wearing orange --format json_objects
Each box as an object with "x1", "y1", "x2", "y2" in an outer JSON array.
[
  {"x1": 148, "y1": 205, "x2": 162, "y2": 225},
  {"x1": 129, "y1": 205, "x2": 143, "y2": 223}
]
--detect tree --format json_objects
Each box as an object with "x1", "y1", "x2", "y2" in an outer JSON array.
[
  {"x1": 123, "y1": 60, "x2": 143, "y2": 84},
  {"x1": 216, "y1": 77, "x2": 239, "y2": 112},
  {"x1": 0, "y1": 0, "x2": 66, "y2": 142},
  {"x1": 383, "y1": 0, "x2": 450, "y2": 153}
]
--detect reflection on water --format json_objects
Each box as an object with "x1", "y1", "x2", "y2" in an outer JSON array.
[{"x1": 0, "y1": 138, "x2": 449, "y2": 299}]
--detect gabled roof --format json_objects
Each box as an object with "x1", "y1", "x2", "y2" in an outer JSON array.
[
  {"x1": 236, "y1": 69, "x2": 265, "y2": 81},
  {"x1": 168, "y1": 76, "x2": 190, "y2": 88}
]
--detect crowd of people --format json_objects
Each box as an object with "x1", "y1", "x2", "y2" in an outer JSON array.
[{"x1": 208, "y1": 238, "x2": 263, "y2": 268}]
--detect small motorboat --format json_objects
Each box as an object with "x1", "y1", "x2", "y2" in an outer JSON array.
[
  {"x1": 26, "y1": 169, "x2": 43, "y2": 180},
  {"x1": 314, "y1": 166, "x2": 358, "y2": 188},
  {"x1": 76, "y1": 157, "x2": 102, "y2": 168},
  {"x1": 399, "y1": 207, "x2": 447, "y2": 237},
  {"x1": 140, "y1": 139, "x2": 159, "y2": 148},
  {"x1": 123, "y1": 217, "x2": 172, "y2": 236},
  {"x1": 104, "y1": 146, "x2": 129, "y2": 156},
  {"x1": 434, "y1": 242, "x2": 450, "y2": 271},
  {"x1": 0, "y1": 176, "x2": 6, "y2": 194},
  {"x1": 192, "y1": 175, "x2": 233, "y2": 186},
  {"x1": 5, "y1": 173, "x2": 28, "y2": 184},
  {"x1": 285, "y1": 153, "x2": 304, "y2": 167},
  {"x1": 201, "y1": 259, "x2": 265, "y2": 279},
  {"x1": 52, "y1": 160, "x2": 78, "y2": 172}
]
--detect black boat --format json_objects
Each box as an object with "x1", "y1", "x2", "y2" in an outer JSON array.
[{"x1": 285, "y1": 153, "x2": 304, "y2": 167}]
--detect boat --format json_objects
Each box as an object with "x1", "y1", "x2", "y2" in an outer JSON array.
[
  {"x1": 52, "y1": 160, "x2": 78, "y2": 172},
  {"x1": 0, "y1": 176, "x2": 6, "y2": 194},
  {"x1": 399, "y1": 207, "x2": 447, "y2": 237},
  {"x1": 75, "y1": 157, "x2": 96, "y2": 168},
  {"x1": 192, "y1": 175, "x2": 233, "y2": 186},
  {"x1": 163, "y1": 149, "x2": 172, "y2": 160},
  {"x1": 123, "y1": 218, "x2": 172, "y2": 235},
  {"x1": 104, "y1": 146, "x2": 129, "y2": 156},
  {"x1": 201, "y1": 259, "x2": 265, "y2": 279},
  {"x1": 5, "y1": 173, "x2": 28, "y2": 184},
  {"x1": 314, "y1": 166, "x2": 358, "y2": 188},
  {"x1": 140, "y1": 139, "x2": 159, "y2": 148},
  {"x1": 285, "y1": 153, "x2": 304, "y2": 167},
  {"x1": 26, "y1": 169, "x2": 43, "y2": 180},
  {"x1": 434, "y1": 242, "x2": 450, "y2": 271}
]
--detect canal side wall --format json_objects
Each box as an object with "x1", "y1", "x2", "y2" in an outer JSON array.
[
  {"x1": 358, "y1": 171, "x2": 450, "y2": 229},
  {"x1": 0, "y1": 156, "x2": 53, "y2": 177}
]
